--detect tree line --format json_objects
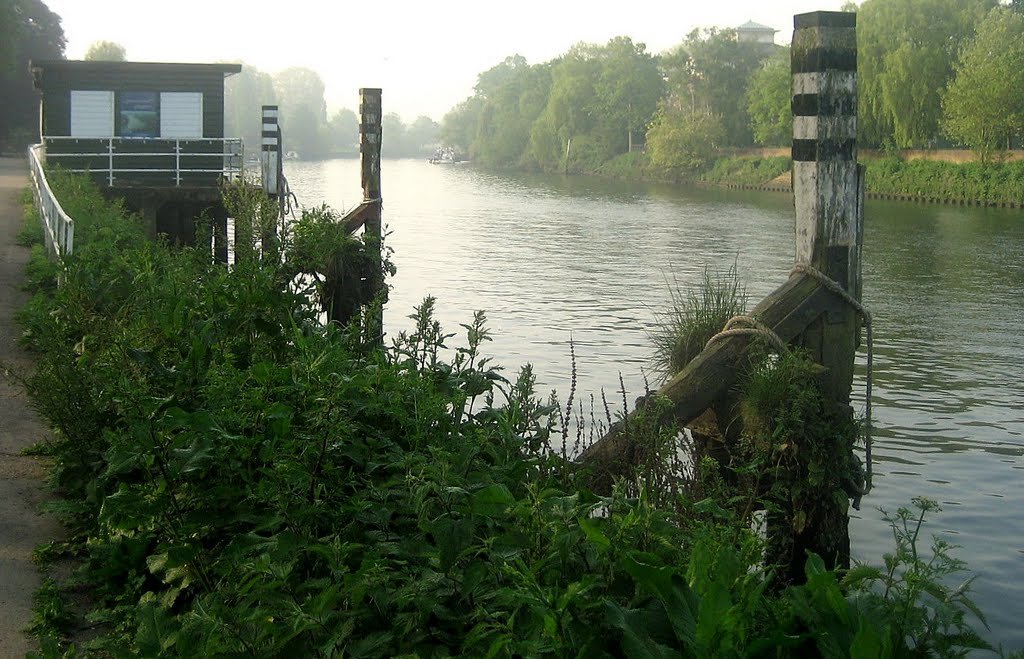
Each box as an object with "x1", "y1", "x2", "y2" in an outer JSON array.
[
  {"x1": 223, "y1": 64, "x2": 441, "y2": 160},
  {"x1": 442, "y1": 0, "x2": 1024, "y2": 172}
]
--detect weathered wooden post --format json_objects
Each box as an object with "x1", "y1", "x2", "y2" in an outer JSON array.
[
  {"x1": 260, "y1": 105, "x2": 282, "y2": 200},
  {"x1": 781, "y1": 9, "x2": 864, "y2": 579},
  {"x1": 359, "y1": 88, "x2": 384, "y2": 340}
]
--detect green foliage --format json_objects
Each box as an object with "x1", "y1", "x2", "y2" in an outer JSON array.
[
  {"x1": 82, "y1": 40, "x2": 126, "y2": 61},
  {"x1": 660, "y1": 28, "x2": 766, "y2": 147},
  {"x1": 942, "y1": 7, "x2": 1024, "y2": 162},
  {"x1": 864, "y1": 157, "x2": 1024, "y2": 203},
  {"x1": 20, "y1": 172, "x2": 1002, "y2": 656},
  {"x1": 648, "y1": 265, "x2": 747, "y2": 379},
  {"x1": 646, "y1": 109, "x2": 726, "y2": 173},
  {"x1": 701, "y1": 155, "x2": 791, "y2": 186},
  {"x1": 856, "y1": 0, "x2": 996, "y2": 147},
  {"x1": 782, "y1": 498, "x2": 992, "y2": 657},
  {"x1": 745, "y1": 50, "x2": 793, "y2": 147}
]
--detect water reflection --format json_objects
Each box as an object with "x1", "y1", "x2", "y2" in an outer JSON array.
[{"x1": 286, "y1": 159, "x2": 1024, "y2": 649}]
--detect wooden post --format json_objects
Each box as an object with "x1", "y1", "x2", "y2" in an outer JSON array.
[
  {"x1": 782, "y1": 9, "x2": 863, "y2": 579},
  {"x1": 261, "y1": 105, "x2": 281, "y2": 198},
  {"x1": 359, "y1": 88, "x2": 384, "y2": 341}
]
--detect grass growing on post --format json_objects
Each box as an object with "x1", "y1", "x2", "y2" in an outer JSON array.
[{"x1": 649, "y1": 264, "x2": 747, "y2": 380}]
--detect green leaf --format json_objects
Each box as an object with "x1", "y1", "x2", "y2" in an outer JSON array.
[
  {"x1": 850, "y1": 619, "x2": 883, "y2": 659},
  {"x1": 471, "y1": 483, "x2": 516, "y2": 518},
  {"x1": 578, "y1": 516, "x2": 611, "y2": 550}
]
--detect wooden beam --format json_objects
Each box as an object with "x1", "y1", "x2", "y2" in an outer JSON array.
[
  {"x1": 339, "y1": 199, "x2": 381, "y2": 235},
  {"x1": 578, "y1": 273, "x2": 834, "y2": 493}
]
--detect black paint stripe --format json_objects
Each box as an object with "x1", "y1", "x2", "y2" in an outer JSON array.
[
  {"x1": 261, "y1": 145, "x2": 279, "y2": 152},
  {"x1": 792, "y1": 48, "x2": 856, "y2": 73},
  {"x1": 792, "y1": 92, "x2": 856, "y2": 117},
  {"x1": 792, "y1": 139, "x2": 856, "y2": 162},
  {"x1": 261, "y1": 130, "x2": 278, "y2": 139},
  {"x1": 794, "y1": 11, "x2": 856, "y2": 29}
]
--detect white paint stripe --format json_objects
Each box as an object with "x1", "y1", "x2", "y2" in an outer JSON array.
[
  {"x1": 262, "y1": 137, "x2": 278, "y2": 145},
  {"x1": 792, "y1": 70, "x2": 855, "y2": 96},
  {"x1": 262, "y1": 109, "x2": 279, "y2": 118},
  {"x1": 262, "y1": 123, "x2": 278, "y2": 132},
  {"x1": 793, "y1": 115, "x2": 856, "y2": 140}
]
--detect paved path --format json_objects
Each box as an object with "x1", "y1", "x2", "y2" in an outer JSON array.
[{"x1": 0, "y1": 156, "x2": 58, "y2": 657}]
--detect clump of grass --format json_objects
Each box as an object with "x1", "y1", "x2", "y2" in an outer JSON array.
[{"x1": 649, "y1": 264, "x2": 747, "y2": 380}]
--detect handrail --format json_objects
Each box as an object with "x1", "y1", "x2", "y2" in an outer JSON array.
[
  {"x1": 41, "y1": 136, "x2": 243, "y2": 187},
  {"x1": 27, "y1": 144, "x2": 75, "y2": 259}
]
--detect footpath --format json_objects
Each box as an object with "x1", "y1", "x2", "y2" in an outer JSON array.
[{"x1": 0, "y1": 156, "x2": 59, "y2": 657}]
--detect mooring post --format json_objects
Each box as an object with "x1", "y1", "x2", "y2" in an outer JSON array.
[
  {"x1": 785, "y1": 10, "x2": 863, "y2": 577},
  {"x1": 359, "y1": 88, "x2": 384, "y2": 340}
]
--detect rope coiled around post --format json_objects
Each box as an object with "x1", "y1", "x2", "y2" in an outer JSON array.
[
  {"x1": 791, "y1": 262, "x2": 874, "y2": 494},
  {"x1": 704, "y1": 315, "x2": 787, "y2": 354}
]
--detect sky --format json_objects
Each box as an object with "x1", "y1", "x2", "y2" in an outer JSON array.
[{"x1": 45, "y1": 0, "x2": 847, "y2": 122}]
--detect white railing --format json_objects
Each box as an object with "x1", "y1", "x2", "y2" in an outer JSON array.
[
  {"x1": 40, "y1": 136, "x2": 243, "y2": 187},
  {"x1": 28, "y1": 144, "x2": 75, "y2": 259}
]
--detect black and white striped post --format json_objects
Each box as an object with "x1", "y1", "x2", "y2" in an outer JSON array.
[
  {"x1": 791, "y1": 10, "x2": 864, "y2": 407},
  {"x1": 780, "y1": 10, "x2": 864, "y2": 580},
  {"x1": 261, "y1": 105, "x2": 281, "y2": 198},
  {"x1": 792, "y1": 11, "x2": 863, "y2": 304}
]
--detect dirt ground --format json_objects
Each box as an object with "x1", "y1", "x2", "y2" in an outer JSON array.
[{"x1": 0, "y1": 156, "x2": 60, "y2": 657}]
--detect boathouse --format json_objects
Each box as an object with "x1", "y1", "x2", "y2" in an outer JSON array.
[{"x1": 30, "y1": 60, "x2": 242, "y2": 245}]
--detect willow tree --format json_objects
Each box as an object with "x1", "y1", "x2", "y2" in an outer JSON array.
[
  {"x1": 942, "y1": 7, "x2": 1024, "y2": 160},
  {"x1": 855, "y1": 0, "x2": 996, "y2": 148}
]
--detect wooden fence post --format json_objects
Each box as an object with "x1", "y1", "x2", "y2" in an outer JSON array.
[
  {"x1": 359, "y1": 88, "x2": 384, "y2": 341},
  {"x1": 784, "y1": 9, "x2": 863, "y2": 578}
]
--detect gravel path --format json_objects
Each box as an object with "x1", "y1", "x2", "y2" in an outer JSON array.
[{"x1": 0, "y1": 156, "x2": 59, "y2": 658}]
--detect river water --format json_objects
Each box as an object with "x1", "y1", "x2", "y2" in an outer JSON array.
[{"x1": 286, "y1": 158, "x2": 1024, "y2": 650}]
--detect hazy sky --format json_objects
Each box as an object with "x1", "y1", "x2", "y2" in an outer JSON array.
[{"x1": 46, "y1": 0, "x2": 846, "y2": 122}]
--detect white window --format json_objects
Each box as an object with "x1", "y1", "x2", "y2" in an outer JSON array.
[
  {"x1": 160, "y1": 92, "x2": 203, "y2": 138},
  {"x1": 70, "y1": 90, "x2": 114, "y2": 137}
]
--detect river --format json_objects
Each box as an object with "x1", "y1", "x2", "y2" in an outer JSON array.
[{"x1": 285, "y1": 158, "x2": 1024, "y2": 650}]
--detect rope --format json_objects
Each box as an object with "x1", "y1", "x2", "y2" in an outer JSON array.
[
  {"x1": 791, "y1": 262, "x2": 874, "y2": 495},
  {"x1": 705, "y1": 315, "x2": 788, "y2": 354}
]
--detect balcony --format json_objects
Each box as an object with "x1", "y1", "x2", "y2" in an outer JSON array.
[{"x1": 40, "y1": 136, "x2": 243, "y2": 188}]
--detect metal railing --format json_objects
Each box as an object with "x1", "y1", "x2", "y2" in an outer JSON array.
[
  {"x1": 41, "y1": 136, "x2": 243, "y2": 187},
  {"x1": 27, "y1": 144, "x2": 75, "y2": 259}
]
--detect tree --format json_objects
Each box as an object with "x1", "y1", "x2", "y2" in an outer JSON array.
[
  {"x1": 224, "y1": 63, "x2": 276, "y2": 149},
  {"x1": 83, "y1": 40, "x2": 126, "y2": 61},
  {"x1": 646, "y1": 108, "x2": 725, "y2": 171},
  {"x1": 592, "y1": 36, "x2": 665, "y2": 153},
  {"x1": 855, "y1": 0, "x2": 996, "y2": 147},
  {"x1": 942, "y1": 7, "x2": 1024, "y2": 160},
  {"x1": 0, "y1": 0, "x2": 22, "y2": 75},
  {"x1": 326, "y1": 108, "x2": 358, "y2": 156},
  {"x1": 272, "y1": 67, "x2": 328, "y2": 158},
  {"x1": 0, "y1": 0, "x2": 65, "y2": 149},
  {"x1": 746, "y1": 49, "x2": 792, "y2": 146},
  {"x1": 661, "y1": 28, "x2": 767, "y2": 146}
]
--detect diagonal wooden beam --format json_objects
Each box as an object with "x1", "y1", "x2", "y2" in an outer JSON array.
[{"x1": 577, "y1": 272, "x2": 835, "y2": 493}]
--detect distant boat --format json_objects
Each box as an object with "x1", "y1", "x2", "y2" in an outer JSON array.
[
  {"x1": 429, "y1": 146, "x2": 463, "y2": 165},
  {"x1": 284, "y1": 150, "x2": 300, "y2": 161}
]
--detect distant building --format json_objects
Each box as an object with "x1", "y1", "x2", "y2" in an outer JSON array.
[{"x1": 736, "y1": 20, "x2": 778, "y2": 47}]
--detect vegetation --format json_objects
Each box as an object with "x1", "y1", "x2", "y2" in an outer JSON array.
[
  {"x1": 0, "y1": 0, "x2": 64, "y2": 152},
  {"x1": 649, "y1": 266, "x2": 746, "y2": 379},
  {"x1": 941, "y1": 7, "x2": 1024, "y2": 162},
  {"x1": 442, "y1": 0, "x2": 1024, "y2": 172},
  {"x1": 701, "y1": 156, "x2": 791, "y2": 187},
  {"x1": 15, "y1": 170, "x2": 999, "y2": 656},
  {"x1": 864, "y1": 157, "x2": 1024, "y2": 204},
  {"x1": 82, "y1": 40, "x2": 126, "y2": 61}
]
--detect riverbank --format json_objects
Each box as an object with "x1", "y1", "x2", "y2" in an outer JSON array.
[{"x1": 593, "y1": 152, "x2": 1024, "y2": 209}]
